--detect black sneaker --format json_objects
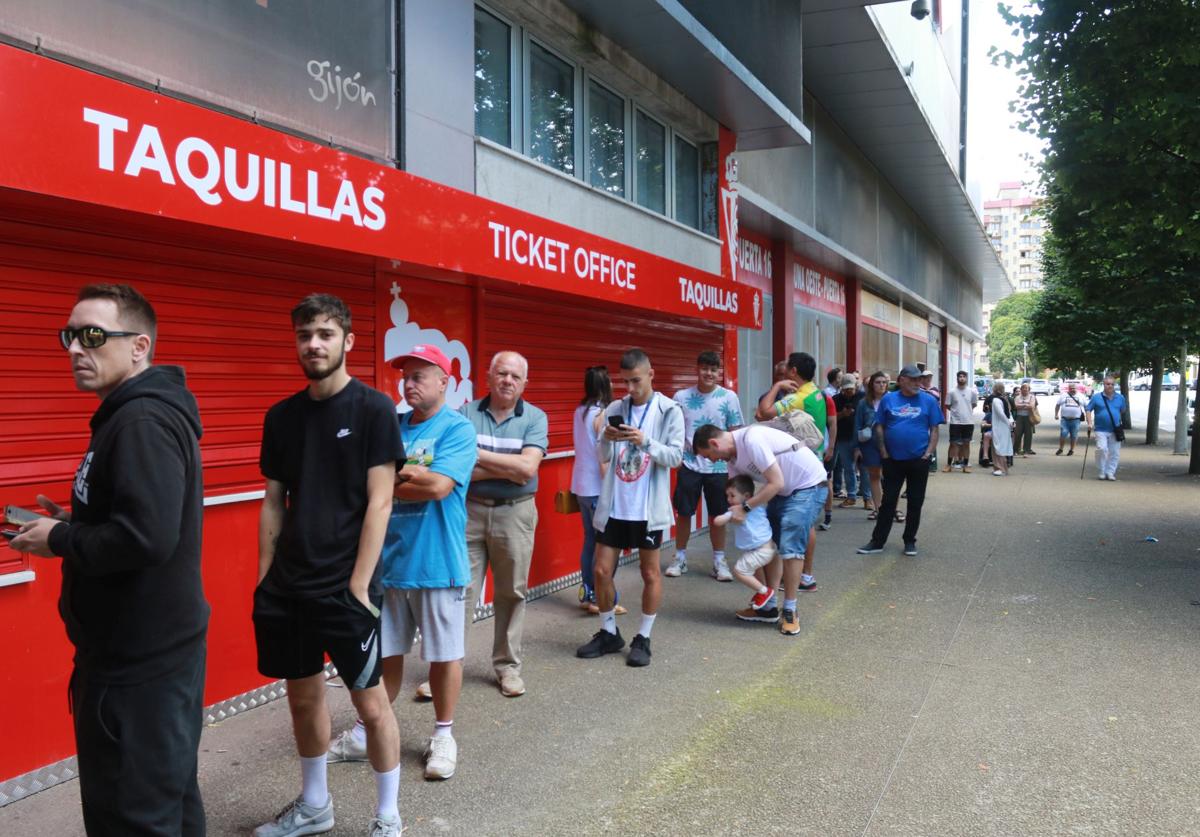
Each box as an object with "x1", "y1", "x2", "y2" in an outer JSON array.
[
  {"x1": 576, "y1": 628, "x2": 625, "y2": 658},
  {"x1": 736, "y1": 605, "x2": 780, "y2": 623},
  {"x1": 626, "y1": 634, "x2": 652, "y2": 667},
  {"x1": 903, "y1": 541, "x2": 918, "y2": 557},
  {"x1": 817, "y1": 514, "x2": 832, "y2": 531},
  {"x1": 857, "y1": 542, "x2": 884, "y2": 554}
]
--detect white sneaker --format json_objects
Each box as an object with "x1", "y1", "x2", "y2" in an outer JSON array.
[
  {"x1": 664, "y1": 558, "x2": 687, "y2": 577},
  {"x1": 423, "y1": 735, "x2": 457, "y2": 780},
  {"x1": 368, "y1": 814, "x2": 402, "y2": 837},
  {"x1": 711, "y1": 559, "x2": 733, "y2": 582},
  {"x1": 327, "y1": 729, "x2": 367, "y2": 763},
  {"x1": 254, "y1": 795, "x2": 335, "y2": 837}
]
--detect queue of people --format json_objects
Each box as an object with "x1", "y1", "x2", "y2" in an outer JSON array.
[{"x1": 12, "y1": 282, "x2": 1136, "y2": 836}]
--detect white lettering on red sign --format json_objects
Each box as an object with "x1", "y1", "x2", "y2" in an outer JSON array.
[
  {"x1": 793, "y1": 263, "x2": 846, "y2": 308},
  {"x1": 83, "y1": 107, "x2": 386, "y2": 230},
  {"x1": 737, "y1": 237, "x2": 772, "y2": 279},
  {"x1": 678, "y1": 276, "x2": 739, "y2": 314},
  {"x1": 487, "y1": 221, "x2": 638, "y2": 290}
]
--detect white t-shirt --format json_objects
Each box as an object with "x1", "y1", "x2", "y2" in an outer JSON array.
[
  {"x1": 611, "y1": 398, "x2": 661, "y2": 521},
  {"x1": 1056, "y1": 393, "x2": 1085, "y2": 420},
  {"x1": 945, "y1": 386, "x2": 978, "y2": 425},
  {"x1": 570, "y1": 404, "x2": 603, "y2": 496},
  {"x1": 730, "y1": 426, "x2": 826, "y2": 494}
]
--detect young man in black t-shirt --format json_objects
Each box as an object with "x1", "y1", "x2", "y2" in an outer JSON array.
[{"x1": 252, "y1": 295, "x2": 405, "y2": 837}]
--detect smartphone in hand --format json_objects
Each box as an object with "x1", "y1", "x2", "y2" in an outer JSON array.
[
  {"x1": 4, "y1": 505, "x2": 38, "y2": 525},
  {"x1": 608, "y1": 415, "x2": 625, "y2": 429}
]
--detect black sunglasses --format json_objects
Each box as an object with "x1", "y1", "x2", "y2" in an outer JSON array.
[{"x1": 59, "y1": 326, "x2": 142, "y2": 350}]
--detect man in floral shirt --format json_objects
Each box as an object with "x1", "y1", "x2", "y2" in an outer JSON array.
[{"x1": 665, "y1": 351, "x2": 745, "y2": 581}]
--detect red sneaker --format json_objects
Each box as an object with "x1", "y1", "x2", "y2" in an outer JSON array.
[{"x1": 750, "y1": 590, "x2": 773, "y2": 609}]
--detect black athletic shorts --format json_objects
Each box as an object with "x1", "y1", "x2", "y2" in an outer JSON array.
[
  {"x1": 671, "y1": 466, "x2": 729, "y2": 518},
  {"x1": 253, "y1": 586, "x2": 383, "y2": 689},
  {"x1": 596, "y1": 518, "x2": 664, "y2": 551},
  {"x1": 949, "y1": 423, "x2": 975, "y2": 444}
]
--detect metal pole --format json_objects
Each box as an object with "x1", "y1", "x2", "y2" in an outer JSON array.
[{"x1": 1174, "y1": 341, "x2": 1189, "y2": 455}]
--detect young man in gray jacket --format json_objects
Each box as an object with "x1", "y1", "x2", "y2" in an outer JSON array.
[{"x1": 576, "y1": 348, "x2": 683, "y2": 667}]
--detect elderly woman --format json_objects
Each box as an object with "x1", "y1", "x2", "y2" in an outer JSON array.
[
  {"x1": 1012, "y1": 382, "x2": 1037, "y2": 456},
  {"x1": 989, "y1": 382, "x2": 1015, "y2": 476}
]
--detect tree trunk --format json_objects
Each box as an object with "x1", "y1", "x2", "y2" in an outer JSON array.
[
  {"x1": 1146, "y1": 356, "x2": 1163, "y2": 444},
  {"x1": 1190, "y1": 387, "x2": 1200, "y2": 475},
  {"x1": 1175, "y1": 343, "x2": 1189, "y2": 455},
  {"x1": 1119, "y1": 369, "x2": 1132, "y2": 428}
]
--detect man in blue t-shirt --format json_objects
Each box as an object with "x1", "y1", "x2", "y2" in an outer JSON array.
[
  {"x1": 1085, "y1": 375, "x2": 1127, "y2": 481},
  {"x1": 857, "y1": 364, "x2": 944, "y2": 557},
  {"x1": 329, "y1": 344, "x2": 477, "y2": 782}
]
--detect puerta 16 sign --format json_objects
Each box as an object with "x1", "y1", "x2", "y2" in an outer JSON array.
[{"x1": 0, "y1": 0, "x2": 395, "y2": 160}]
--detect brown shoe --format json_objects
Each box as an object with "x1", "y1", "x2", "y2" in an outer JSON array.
[
  {"x1": 942, "y1": 464, "x2": 953, "y2": 473},
  {"x1": 838, "y1": 498, "x2": 857, "y2": 508},
  {"x1": 414, "y1": 681, "x2": 433, "y2": 702},
  {"x1": 961, "y1": 465, "x2": 972, "y2": 474},
  {"x1": 779, "y1": 609, "x2": 800, "y2": 635},
  {"x1": 587, "y1": 603, "x2": 627, "y2": 615},
  {"x1": 497, "y1": 672, "x2": 526, "y2": 697}
]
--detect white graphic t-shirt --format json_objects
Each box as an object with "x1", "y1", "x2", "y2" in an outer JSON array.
[
  {"x1": 1057, "y1": 393, "x2": 1085, "y2": 420},
  {"x1": 611, "y1": 397, "x2": 661, "y2": 522},
  {"x1": 673, "y1": 385, "x2": 744, "y2": 475}
]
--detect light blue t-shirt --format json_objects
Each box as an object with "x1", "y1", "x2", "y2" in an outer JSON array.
[
  {"x1": 382, "y1": 405, "x2": 478, "y2": 589},
  {"x1": 733, "y1": 504, "x2": 772, "y2": 551},
  {"x1": 674, "y1": 385, "x2": 745, "y2": 474},
  {"x1": 1086, "y1": 392, "x2": 1127, "y2": 433},
  {"x1": 875, "y1": 390, "x2": 945, "y2": 461}
]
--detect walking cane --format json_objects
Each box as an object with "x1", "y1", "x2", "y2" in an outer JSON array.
[{"x1": 1079, "y1": 427, "x2": 1091, "y2": 480}]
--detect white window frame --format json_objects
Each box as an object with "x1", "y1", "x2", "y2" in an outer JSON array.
[
  {"x1": 671, "y1": 131, "x2": 701, "y2": 228},
  {"x1": 632, "y1": 106, "x2": 668, "y2": 215},
  {"x1": 473, "y1": 2, "x2": 520, "y2": 150},
  {"x1": 523, "y1": 34, "x2": 579, "y2": 176},
  {"x1": 582, "y1": 75, "x2": 630, "y2": 198}
]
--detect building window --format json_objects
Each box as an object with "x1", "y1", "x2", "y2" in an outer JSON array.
[
  {"x1": 474, "y1": 8, "x2": 511, "y2": 146},
  {"x1": 673, "y1": 135, "x2": 699, "y2": 229},
  {"x1": 587, "y1": 81, "x2": 625, "y2": 197},
  {"x1": 527, "y1": 41, "x2": 575, "y2": 174},
  {"x1": 635, "y1": 110, "x2": 666, "y2": 213}
]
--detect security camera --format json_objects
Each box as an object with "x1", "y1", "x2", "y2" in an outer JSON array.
[{"x1": 910, "y1": 0, "x2": 931, "y2": 20}]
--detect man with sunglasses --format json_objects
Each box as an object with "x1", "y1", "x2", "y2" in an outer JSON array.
[{"x1": 13, "y1": 284, "x2": 210, "y2": 835}]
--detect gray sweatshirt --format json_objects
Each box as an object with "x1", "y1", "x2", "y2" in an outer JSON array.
[{"x1": 594, "y1": 392, "x2": 684, "y2": 534}]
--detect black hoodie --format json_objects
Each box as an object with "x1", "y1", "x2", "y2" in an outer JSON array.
[{"x1": 48, "y1": 365, "x2": 210, "y2": 684}]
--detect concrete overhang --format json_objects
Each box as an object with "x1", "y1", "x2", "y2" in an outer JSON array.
[
  {"x1": 559, "y1": 0, "x2": 810, "y2": 150},
  {"x1": 802, "y1": 1, "x2": 1012, "y2": 304}
]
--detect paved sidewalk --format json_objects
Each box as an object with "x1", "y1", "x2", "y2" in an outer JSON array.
[{"x1": 4, "y1": 436, "x2": 1199, "y2": 836}]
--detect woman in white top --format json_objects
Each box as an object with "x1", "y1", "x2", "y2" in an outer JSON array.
[
  {"x1": 1012, "y1": 383, "x2": 1037, "y2": 456},
  {"x1": 989, "y1": 382, "x2": 1015, "y2": 476},
  {"x1": 571, "y1": 366, "x2": 623, "y2": 613}
]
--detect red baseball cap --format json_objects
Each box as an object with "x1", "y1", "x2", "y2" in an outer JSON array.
[{"x1": 391, "y1": 344, "x2": 452, "y2": 375}]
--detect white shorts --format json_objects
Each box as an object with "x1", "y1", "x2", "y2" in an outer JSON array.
[
  {"x1": 734, "y1": 542, "x2": 777, "y2": 576},
  {"x1": 381, "y1": 587, "x2": 466, "y2": 663}
]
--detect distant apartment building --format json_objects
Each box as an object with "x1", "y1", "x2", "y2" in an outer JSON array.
[
  {"x1": 984, "y1": 182, "x2": 1045, "y2": 292},
  {"x1": 979, "y1": 182, "x2": 1045, "y2": 372}
]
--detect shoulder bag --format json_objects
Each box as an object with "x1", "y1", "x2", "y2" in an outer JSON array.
[{"x1": 1102, "y1": 396, "x2": 1125, "y2": 442}]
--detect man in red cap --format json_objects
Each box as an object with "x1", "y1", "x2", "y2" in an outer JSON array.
[{"x1": 328, "y1": 342, "x2": 478, "y2": 782}]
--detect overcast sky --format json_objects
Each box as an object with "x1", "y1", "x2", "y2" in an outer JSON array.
[{"x1": 965, "y1": 1, "x2": 1045, "y2": 205}]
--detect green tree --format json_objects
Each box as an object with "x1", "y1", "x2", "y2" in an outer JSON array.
[
  {"x1": 1001, "y1": 0, "x2": 1200, "y2": 471},
  {"x1": 987, "y1": 291, "x2": 1043, "y2": 375}
]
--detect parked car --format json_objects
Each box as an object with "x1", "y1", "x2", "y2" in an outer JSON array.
[
  {"x1": 1028, "y1": 378, "x2": 1053, "y2": 396},
  {"x1": 1050, "y1": 379, "x2": 1062, "y2": 394}
]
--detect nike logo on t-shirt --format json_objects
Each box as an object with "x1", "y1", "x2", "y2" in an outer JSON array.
[{"x1": 337, "y1": 428, "x2": 352, "y2": 438}]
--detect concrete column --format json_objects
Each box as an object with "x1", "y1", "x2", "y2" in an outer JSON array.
[{"x1": 772, "y1": 238, "x2": 794, "y2": 363}]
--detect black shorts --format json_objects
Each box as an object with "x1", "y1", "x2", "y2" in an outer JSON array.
[
  {"x1": 672, "y1": 467, "x2": 729, "y2": 518},
  {"x1": 253, "y1": 586, "x2": 383, "y2": 690},
  {"x1": 595, "y1": 518, "x2": 664, "y2": 551},
  {"x1": 949, "y1": 424, "x2": 975, "y2": 444}
]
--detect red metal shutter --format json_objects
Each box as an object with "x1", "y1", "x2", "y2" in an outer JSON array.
[
  {"x1": 477, "y1": 287, "x2": 725, "y2": 451},
  {"x1": 0, "y1": 190, "x2": 377, "y2": 565}
]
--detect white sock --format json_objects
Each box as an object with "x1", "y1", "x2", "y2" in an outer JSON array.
[
  {"x1": 802, "y1": 573, "x2": 815, "y2": 585},
  {"x1": 755, "y1": 584, "x2": 768, "y2": 595},
  {"x1": 601, "y1": 609, "x2": 617, "y2": 634},
  {"x1": 350, "y1": 719, "x2": 367, "y2": 747},
  {"x1": 675, "y1": 549, "x2": 687, "y2": 563},
  {"x1": 713, "y1": 550, "x2": 725, "y2": 563},
  {"x1": 639, "y1": 612, "x2": 657, "y2": 638},
  {"x1": 373, "y1": 765, "x2": 400, "y2": 820},
  {"x1": 300, "y1": 754, "x2": 328, "y2": 808},
  {"x1": 433, "y1": 720, "x2": 453, "y2": 739}
]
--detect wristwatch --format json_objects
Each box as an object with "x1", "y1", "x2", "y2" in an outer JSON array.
[{"x1": 741, "y1": 501, "x2": 752, "y2": 514}]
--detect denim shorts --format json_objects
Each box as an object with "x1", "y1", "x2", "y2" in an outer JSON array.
[
  {"x1": 1060, "y1": 417, "x2": 1081, "y2": 439},
  {"x1": 766, "y1": 484, "x2": 828, "y2": 560}
]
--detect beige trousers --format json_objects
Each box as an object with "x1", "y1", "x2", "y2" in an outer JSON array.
[{"x1": 465, "y1": 498, "x2": 538, "y2": 677}]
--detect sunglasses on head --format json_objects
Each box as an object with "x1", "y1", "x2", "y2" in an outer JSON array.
[{"x1": 59, "y1": 326, "x2": 142, "y2": 350}]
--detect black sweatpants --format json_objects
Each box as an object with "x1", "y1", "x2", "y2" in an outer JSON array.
[
  {"x1": 869, "y1": 457, "x2": 931, "y2": 546},
  {"x1": 72, "y1": 643, "x2": 207, "y2": 836}
]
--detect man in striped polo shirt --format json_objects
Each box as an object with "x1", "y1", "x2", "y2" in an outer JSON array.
[{"x1": 459, "y1": 351, "x2": 548, "y2": 698}]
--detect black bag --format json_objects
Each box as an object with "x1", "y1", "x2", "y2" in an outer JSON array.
[{"x1": 1102, "y1": 396, "x2": 1125, "y2": 442}]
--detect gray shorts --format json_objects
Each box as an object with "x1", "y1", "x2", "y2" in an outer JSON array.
[
  {"x1": 734, "y1": 542, "x2": 777, "y2": 575},
  {"x1": 381, "y1": 587, "x2": 466, "y2": 663}
]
